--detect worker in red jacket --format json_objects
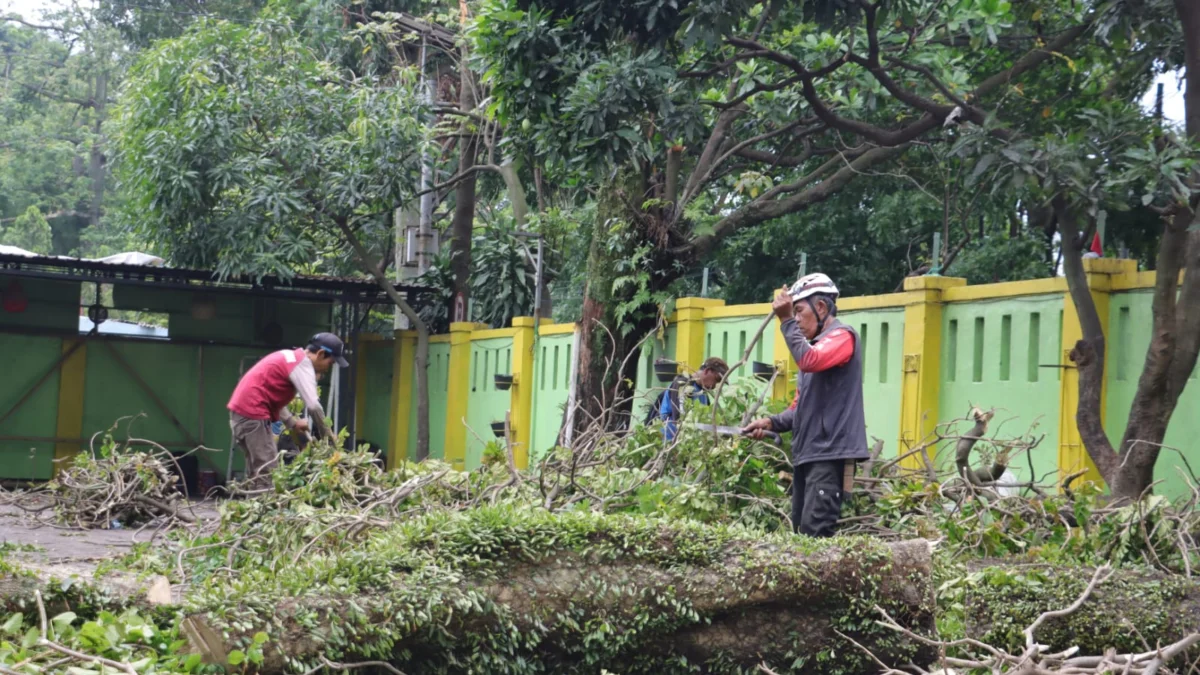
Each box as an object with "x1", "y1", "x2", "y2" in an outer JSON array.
[
  {"x1": 742, "y1": 273, "x2": 867, "y2": 537},
  {"x1": 226, "y1": 333, "x2": 347, "y2": 489}
]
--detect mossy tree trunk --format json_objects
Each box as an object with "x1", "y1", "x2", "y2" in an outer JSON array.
[
  {"x1": 185, "y1": 537, "x2": 935, "y2": 674},
  {"x1": 573, "y1": 172, "x2": 683, "y2": 437}
]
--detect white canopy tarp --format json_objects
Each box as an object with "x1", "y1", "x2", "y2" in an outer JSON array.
[{"x1": 0, "y1": 245, "x2": 164, "y2": 267}]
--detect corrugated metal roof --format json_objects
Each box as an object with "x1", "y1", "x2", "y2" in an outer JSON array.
[{"x1": 0, "y1": 251, "x2": 430, "y2": 302}]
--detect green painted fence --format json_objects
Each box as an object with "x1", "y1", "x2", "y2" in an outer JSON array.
[
  {"x1": 357, "y1": 339, "x2": 395, "y2": 451},
  {"x1": 634, "y1": 327, "x2": 678, "y2": 421},
  {"x1": 465, "y1": 336, "x2": 515, "y2": 468},
  {"x1": 15, "y1": 259, "x2": 1200, "y2": 502},
  {"x1": 939, "y1": 296, "x2": 1063, "y2": 483},
  {"x1": 406, "y1": 340, "x2": 451, "y2": 461},
  {"x1": 842, "y1": 308, "x2": 905, "y2": 459},
  {"x1": 0, "y1": 333, "x2": 63, "y2": 479},
  {"x1": 530, "y1": 330, "x2": 574, "y2": 463}
]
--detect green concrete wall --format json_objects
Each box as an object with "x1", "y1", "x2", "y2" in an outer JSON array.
[
  {"x1": 939, "y1": 296, "x2": 1063, "y2": 483},
  {"x1": 530, "y1": 331, "x2": 574, "y2": 462},
  {"x1": 634, "y1": 326, "x2": 678, "y2": 420},
  {"x1": 464, "y1": 336, "x2": 515, "y2": 469},
  {"x1": 841, "y1": 308, "x2": 905, "y2": 458},
  {"x1": 357, "y1": 340, "x2": 395, "y2": 455},
  {"x1": 407, "y1": 341, "x2": 450, "y2": 461},
  {"x1": 1105, "y1": 290, "x2": 1200, "y2": 498},
  {"x1": 0, "y1": 333, "x2": 63, "y2": 479},
  {"x1": 704, "y1": 316, "x2": 775, "y2": 381}
]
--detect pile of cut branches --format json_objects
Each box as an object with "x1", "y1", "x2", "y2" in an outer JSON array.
[{"x1": 5, "y1": 428, "x2": 198, "y2": 529}]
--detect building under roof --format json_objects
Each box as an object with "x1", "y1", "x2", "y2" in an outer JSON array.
[{"x1": 0, "y1": 250, "x2": 429, "y2": 484}]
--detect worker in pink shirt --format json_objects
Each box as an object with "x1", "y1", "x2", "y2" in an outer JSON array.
[{"x1": 226, "y1": 333, "x2": 347, "y2": 489}]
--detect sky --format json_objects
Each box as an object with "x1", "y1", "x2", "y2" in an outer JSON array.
[{"x1": 0, "y1": 0, "x2": 1189, "y2": 125}]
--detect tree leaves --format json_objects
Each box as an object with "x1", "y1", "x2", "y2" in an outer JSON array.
[{"x1": 112, "y1": 16, "x2": 430, "y2": 280}]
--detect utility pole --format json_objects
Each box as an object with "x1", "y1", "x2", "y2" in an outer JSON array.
[
  {"x1": 417, "y1": 35, "x2": 434, "y2": 276},
  {"x1": 928, "y1": 233, "x2": 942, "y2": 276},
  {"x1": 394, "y1": 208, "x2": 408, "y2": 329},
  {"x1": 394, "y1": 33, "x2": 439, "y2": 329}
]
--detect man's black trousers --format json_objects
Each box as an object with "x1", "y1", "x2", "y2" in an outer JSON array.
[{"x1": 791, "y1": 460, "x2": 846, "y2": 537}]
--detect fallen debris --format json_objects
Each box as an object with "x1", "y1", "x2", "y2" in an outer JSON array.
[{"x1": 5, "y1": 430, "x2": 199, "y2": 530}]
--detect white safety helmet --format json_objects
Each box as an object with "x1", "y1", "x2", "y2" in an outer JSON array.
[{"x1": 788, "y1": 273, "x2": 839, "y2": 301}]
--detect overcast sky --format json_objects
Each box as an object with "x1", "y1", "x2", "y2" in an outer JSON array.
[{"x1": 1, "y1": 0, "x2": 1189, "y2": 126}]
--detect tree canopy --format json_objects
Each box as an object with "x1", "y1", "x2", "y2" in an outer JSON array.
[
  {"x1": 15, "y1": 0, "x2": 1200, "y2": 496},
  {"x1": 113, "y1": 15, "x2": 429, "y2": 280}
]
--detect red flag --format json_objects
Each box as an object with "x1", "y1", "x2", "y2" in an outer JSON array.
[{"x1": 1090, "y1": 233, "x2": 1102, "y2": 256}]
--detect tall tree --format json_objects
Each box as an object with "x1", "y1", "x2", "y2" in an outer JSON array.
[
  {"x1": 945, "y1": 0, "x2": 1195, "y2": 501},
  {"x1": 1056, "y1": 0, "x2": 1194, "y2": 500},
  {"x1": 450, "y1": 1, "x2": 477, "y2": 323},
  {"x1": 1, "y1": 5, "x2": 125, "y2": 253},
  {"x1": 112, "y1": 16, "x2": 437, "y2": 457},
  {"x1": 469, "y1": 0, "x2": 1098, "y2": 434}
]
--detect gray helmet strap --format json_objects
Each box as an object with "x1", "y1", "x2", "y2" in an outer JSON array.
[{"x1": 806, "y1": 297, "x2": 827, "y2": 336}]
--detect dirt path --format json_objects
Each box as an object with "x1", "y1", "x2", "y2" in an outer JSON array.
[
  {"x1": 0, "y1": 500, "x2": 219, "y2": 606},
  {"x1": 0, "y1": 502, "x2": 217, "y2": 562}
]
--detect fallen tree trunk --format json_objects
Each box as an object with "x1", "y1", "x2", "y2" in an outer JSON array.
[
  {"x1": 0, "y1": 562, "x2": 176, "y2": 612},
  {"x1": 182, "y1": 510, "x2": 936, "y2": 674}
]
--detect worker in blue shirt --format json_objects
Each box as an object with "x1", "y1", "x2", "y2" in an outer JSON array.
[{"x1": 657, "y1": 357, "x2": 729, "y2": 442}]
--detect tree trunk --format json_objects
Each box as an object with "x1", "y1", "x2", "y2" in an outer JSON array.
[
  {"x1": 1056, "y1": 200, "x2": 1120, "y2": 485},
  {"x1": 448, "y1": 73, "x2": 476, "y2": 324},
  {"x1": 1101, "y1": 3, "x2": 1200, "y2": 501},
  {"x1": 187, "y1": 537, "x2": 936, "y2": 673},
  {"x1": 572, "y1": 175, "x2": 669, "y2": 437},
  {"x1": 88, "y1": 71, "x2": 107, "y2": 229}
]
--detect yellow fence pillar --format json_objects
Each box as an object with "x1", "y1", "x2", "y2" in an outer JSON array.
[
  {"x1": 509, "y1": 317, "x2": 538, "y2": 470},
  {"x1": 770, "y1": 321, "x2": 794, "y2": 402},
  {"x1": 53, "y1": 338, "x2": 87, "y2": 475},
  {"x1": 898, "y1": 276, "x2": 965, "y2": 469},
  {"x1": 673, "y1": 297, "x2": 724, "y2": 371},
  {"x1": 387, "y1": 330, "x2": 416, "y2": 471},
  {"x1": 1057, "y1": 258, "x2": 1138, "y2": 486},
  {"x1": 444, "y1": 322, "x2": 483, "y2": 471},
  {"x1": 763, "y1": 290, "x2": 793, "y2": 402}
]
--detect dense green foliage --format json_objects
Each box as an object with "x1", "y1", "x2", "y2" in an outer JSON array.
[
  {"x1": 0, "y1": 0, "x2": 1183, "y2": 303},
  {"x1": 416, "y1": 221, "x2": 543, "y2": 331},
  {"x1": 6, "y1": 395, "x2": 1200, "y2": 672},
  {"x1": 113, "y1": 16, "x2": 428, "y2": 280},
  {"x1": 0, "y1": 7, "x2": 124, "y2": 256},
  {"x1": 4, "y1": 379, "x2": 1200, "y2": 672}
]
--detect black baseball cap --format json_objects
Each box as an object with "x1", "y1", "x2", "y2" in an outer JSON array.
[{"x1": 309, "y1": 332, "x2": 350, "y2": 368}]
